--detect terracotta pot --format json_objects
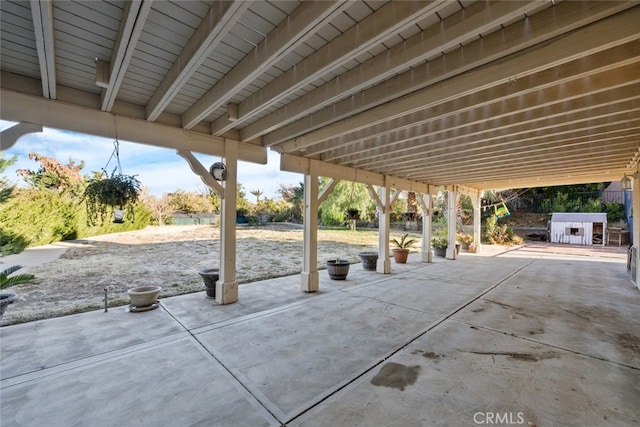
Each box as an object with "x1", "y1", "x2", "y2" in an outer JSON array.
[
  {"x1": 392, "y1": 248, "x2": 409, "y2": 263},
  {"x1": 199, "y1": 268, "x2": 220, "y2": 299},
  {"x1": 327, "y1": 260, "x2": 350, "y2": 280},
  {"x1": 127, "y1": 286, "x2": 161, "y2": 308}
]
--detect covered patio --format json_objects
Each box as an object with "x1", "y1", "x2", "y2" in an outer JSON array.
[
  {"x1": 1, "y1": 2, "x2": 639, "y2": 424},
  {"x1": 1, "y1": 1, "x2": 639, "y2": 301},
  {"x1": 1, "y1": 244, "x2": 638, "y2": 426}
]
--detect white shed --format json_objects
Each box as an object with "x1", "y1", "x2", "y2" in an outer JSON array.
[{"x1": 550, "y1": 213, "x2": 607, "y2": 246}]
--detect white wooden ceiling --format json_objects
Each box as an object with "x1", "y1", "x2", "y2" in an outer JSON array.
[{"x1": 1, "y1": 0, "x2": 639, "y2": 191}]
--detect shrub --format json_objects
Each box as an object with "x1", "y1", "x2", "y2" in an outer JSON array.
[{"x1": 483, "y1": 215, "x2": 523, "y2": 245}]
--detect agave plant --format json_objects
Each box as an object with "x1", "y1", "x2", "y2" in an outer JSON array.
[{"x1": 1, "y1": 265, "x2": 35, "y2": 290}]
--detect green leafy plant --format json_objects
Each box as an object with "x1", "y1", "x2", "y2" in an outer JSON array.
[
  {"x1": 1, "y1": 265, "x2": 35, "y2": 290},
  {"x1": 456, "y1": 232, "x2": 473, "y2": 245},
  {"x1": 431, "y1": 237, "x2": 448, "y2": 249},
  {"x1": 83, "y1": 172, "x2": 141, "y2": 225},
  {"x1": 391, "y1": 233, "x2": 418, "y2": 249}
]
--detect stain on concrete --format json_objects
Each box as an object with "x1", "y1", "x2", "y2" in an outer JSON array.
[
  {"x1": 411, "y1": 350, "x2": 443, "y2": 360},
  {"x1": 527, "y1": 328, "x2": 544, "y2": 335},
  {"x1": 468, "y1": 351, "x2": 559, "y2": 362},
  {"x1": 471, "y1": 307, "x2": 485, "y2": 313},
  {"x1": 616, "y1": 332, "x2": 640, "y2": 353},
  {"x1": 370, "y1": 362, "x2": 420, "y2": 391}
]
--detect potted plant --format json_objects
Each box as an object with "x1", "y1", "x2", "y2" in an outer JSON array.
[
  {"x1": 457, "y1": 232, "x2": 474, "y2": 250},
  {"x1": 127, "y1": 285, "x2": 161, "y2": 310},
  {"x1": 327, "y1": 258, "x2": 350, "y2": 280},
  {"x1": 432, "y1": 237, "x2": 448, "y2": 257},
  {"x1": 391, "y1": 234, "x2": 417, "y2": 263},
  {"x1": 198, "y1": 268, "x2": 219, "y2": 298},
  {"x1": 0, "y1": 265, "x2": 35, "y2": 321},
  {"x1": 83, "y1": 172, "x2": 141, "y2": 225},
  {"x1": 358, "y1": 251, "x2": 378, "y2": 271}
]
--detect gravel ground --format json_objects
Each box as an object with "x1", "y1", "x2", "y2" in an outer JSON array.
[{"x1": 0, "y1": 223, "x2": 392, "y2": 325}]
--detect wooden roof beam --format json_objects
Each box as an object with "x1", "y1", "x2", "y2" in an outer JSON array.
[
  {"x1": 30, "y1": 0, "x2": 56, "y2": 99},
  {"x1": 182, "y1": 1, "x2": 350, "y2": 130},
  {"x1": 273, "y1": 2, "x2": 640, "y2": 150},
  {"x1": 100, "y1": 0, "x2": 152, "y2": 112},
  {"x1": 212, "y1": 1, "x2": 448, "y2": 136},
  {"x1": 325, "y1": 88, "x2": 640, "y2": 164},
  {"x1": 145, "y1": 0, "x2": 250, "y2": 121},
  {"x1": 238, "y1": 0, "x2": 538, "y2": 142}
]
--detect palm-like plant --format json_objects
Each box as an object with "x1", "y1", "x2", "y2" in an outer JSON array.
[
  {"x1": 1, "y1": 265, "x2": 35, "y2": 290},
  {"x1": 391, "y1": 234, "x2": 418, "y2": 249}
]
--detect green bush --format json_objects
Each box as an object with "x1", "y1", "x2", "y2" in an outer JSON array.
[
  {"x1": 604, "y1": 202, "x2": 625, "y2": 223},
  {"x1": 0, "y1": 189, "x2": 150, "y2": 254},
  {"x1": 482, "y1": 215, "x2": 523, "y2": 245}
]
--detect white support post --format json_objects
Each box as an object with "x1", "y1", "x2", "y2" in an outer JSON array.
[
  {"x1": 300, "y1": 168, "x2": 320, "y2": 292},
  {"x1": 472, "y1": 191, "x2": 483, "y2": 253},
  {"x1": 446, "y1": 189, "x2": 458, "y2": 260},
  {"x1": 633, "y1": 173, "x2": 640, "y2": 290},
  {"x1": 377, "y1": 180, "x2": 392, "y2": 273},
  {"x1": 417, "y1": 193, "x2": 433, "y2": 263},
  {"x1": 216, "y1": 139, "x2": 239, "y2": 304}
]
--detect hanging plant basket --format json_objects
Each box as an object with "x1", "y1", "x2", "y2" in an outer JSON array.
[{"x1": 83, "y1": 172, "x2": 141, "y2": 225}]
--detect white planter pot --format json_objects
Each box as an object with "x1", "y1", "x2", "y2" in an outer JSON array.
[{"x1": 127, "y1": 286, "x2": 161, "y2": 308}]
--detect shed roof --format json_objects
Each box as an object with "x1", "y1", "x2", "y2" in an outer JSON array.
[{"x1": 551, "y1": 213, "x2": 607, "y2": 223}]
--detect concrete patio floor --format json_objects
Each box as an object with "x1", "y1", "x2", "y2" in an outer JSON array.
[{"x1": 1, "y1": 244, "x2": 638, "y2": 426}]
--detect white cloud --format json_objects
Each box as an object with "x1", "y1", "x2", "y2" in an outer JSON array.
[{"x1": 1, "y1": 121, "x2": 302, "y2": 198}]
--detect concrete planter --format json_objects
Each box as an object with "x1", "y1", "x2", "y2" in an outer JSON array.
[
  {"x1": 358, "y1": 252, "x2": 378, "y2": 271},
  {"x1": 127, "y1": 286, "x2": 161, "y2": 308},
  {"x1": 434, "y1": 246, "x2": 447, "y2": 257},
  {"x1": 327, "y1": 260, "x2": 350, "y2": 280},
  {"x1": 199, "y1": 268, "x2": 220, "y2": 299},
  {"x1": 0, "y1": 293, "x2": 16, "y2": 321}
]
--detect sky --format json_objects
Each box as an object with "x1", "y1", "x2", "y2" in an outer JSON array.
[{"x1": 0, "y1": 120, "x2": 302, "y2": 200}]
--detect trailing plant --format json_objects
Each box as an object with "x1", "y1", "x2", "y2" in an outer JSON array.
[
  {"x1": 83, "y1": 172, "x2": 141, "y2": 225},
  {"x1": 1, "y1": 265, "x2": 35, "y2": 290}
]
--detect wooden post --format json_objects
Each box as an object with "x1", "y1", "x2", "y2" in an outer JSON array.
[
  {"x1": 446, "y1": 188, "x2": 457, "y2": 260},
  {"x1": 418, "y1": 193, "x2": 433, "y2": 263},
  {"x1": 300, "y1": 167, "x2": 320, "y2": 292},
  {"x1": 472, "y1": 190, "x2": 482, "y2": 253},
  {"x1": 216, "y1": 139, "x2": 239, "y2": 304}
]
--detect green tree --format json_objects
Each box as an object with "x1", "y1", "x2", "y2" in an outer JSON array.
[
  {"x1": 16, "y1": 152, "x2": 84, "y2": 194},
  {"x1": 319, "y1": 180, "x2": 374, "y2": 226},
  {"x1": 279, "y1": 182, "x2": 304, "y2": 222},
  {"x1": 0, "y1": 153, "x2": 18, "y2": 203},
  {"x1": 168, "y1": 189, "x2": 215, "y2": 214}
]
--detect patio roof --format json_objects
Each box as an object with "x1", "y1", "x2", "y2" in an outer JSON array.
[{"x1": 1, "y1": 1, "x2": 639, "y2": 190}]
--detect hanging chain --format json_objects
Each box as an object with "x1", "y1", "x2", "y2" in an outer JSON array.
[
  {"x1": 102, "y1": 139, "x2": 123, "y2": 177},
  {"x1": 102, "y1": 115, "x2": 123, "y2": 176}
]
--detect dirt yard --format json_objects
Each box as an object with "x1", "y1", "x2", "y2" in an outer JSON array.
[{"x1": 1, "y1": 224, "x2": 387, "y2": 325}]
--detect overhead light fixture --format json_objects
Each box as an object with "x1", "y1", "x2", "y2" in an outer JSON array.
[
  {"x1": 620, "y1": 174, "x2": 633, "y2": 190},
  {"x1": 210, "y1": 162, "x2": 227, "y2": 181}
]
